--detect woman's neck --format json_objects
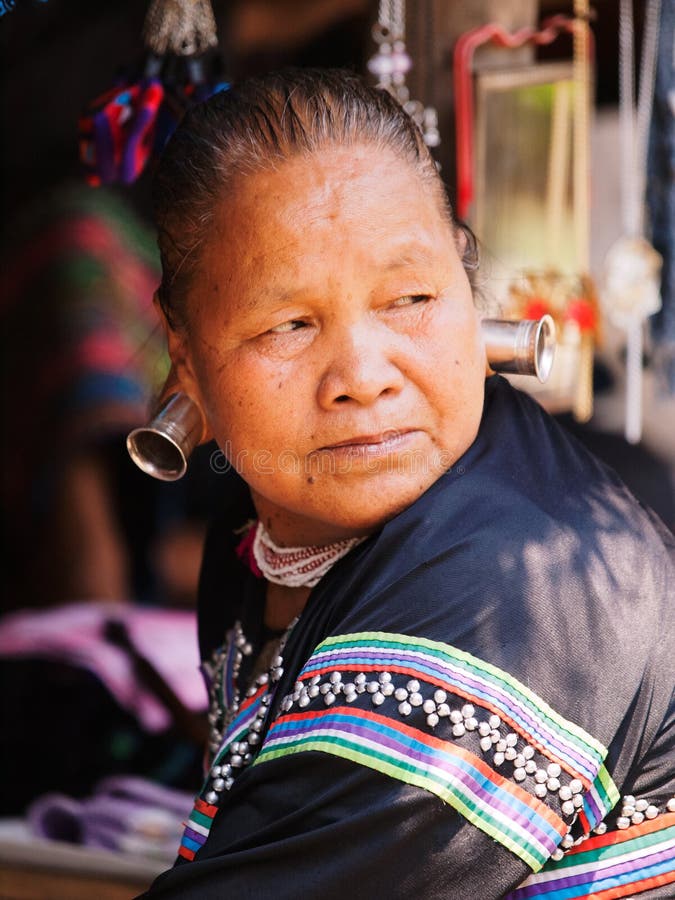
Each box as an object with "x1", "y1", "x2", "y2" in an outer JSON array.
[{"x1": 264, "y1": 582, "x2": 311, "y2": 631}]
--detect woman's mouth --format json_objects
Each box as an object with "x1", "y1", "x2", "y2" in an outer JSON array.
[{"x1": 314, "y1": 429, "x2": 421, "y2": 464}]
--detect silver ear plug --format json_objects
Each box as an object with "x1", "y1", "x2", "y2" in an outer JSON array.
[{"x1": 481, "y1": 315, "x2": 556, "y2": 383}]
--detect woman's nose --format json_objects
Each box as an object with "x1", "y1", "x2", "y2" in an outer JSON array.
[{"x1": 316, "y1": 323, "x2": 405, "y2": 409}]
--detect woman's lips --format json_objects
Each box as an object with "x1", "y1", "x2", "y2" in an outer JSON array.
[{"x1": 315, "y1": 429, "x2": 421, "y2": 462}]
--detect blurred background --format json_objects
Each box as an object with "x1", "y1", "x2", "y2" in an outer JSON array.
[{"x1": 0, "y1": 1, "x2": 673, "y2": 897}]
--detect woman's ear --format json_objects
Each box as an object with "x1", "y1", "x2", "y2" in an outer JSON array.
[{"x1": 153, "y1": 292, "x2": 213, "y2": 444}]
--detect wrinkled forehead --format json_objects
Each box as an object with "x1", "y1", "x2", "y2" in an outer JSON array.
[{"x1": 204, "y1": 145, "x2": 450, "y2": 269}]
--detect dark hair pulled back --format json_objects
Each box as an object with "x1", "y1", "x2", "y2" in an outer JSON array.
[{"x1": 153, "y1": 67, "x2": 477, "y2": 328}]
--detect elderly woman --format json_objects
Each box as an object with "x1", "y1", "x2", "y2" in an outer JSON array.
[{"x1": 141, "y1": 69, "x2": 674, "y2": 899}]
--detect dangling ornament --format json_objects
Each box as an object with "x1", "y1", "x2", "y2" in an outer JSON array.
[
  {"x1": 367, "y1": 0, "x2": 440, "y2": 149},
  {"x1": 601, "y1": 0, "x2": 663, "y2": 443},
  {"x1": 79, "y1": 0, "x2": 227, "y2": 186},
  {"x1": 143, "y1": 0, "x2": 218, "y2": 57}
]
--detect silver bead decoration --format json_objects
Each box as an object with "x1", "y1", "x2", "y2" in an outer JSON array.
[
  {"x1": 668, "y1": 797, "x2": 675, "y2": 813},
  {"x1": 480, "y1": 736, "x2": 493, "y2": 753},
  {"x1": 427, "y1": 713, "x2": 439, "y2": 728},
  {"x1": 547, "y1": 777, "x2": 561, "y2": 793},
  {"x1": 551, "y1": 848, "x2": 565, "y2": 862},
  {"x1": 547, "y1": 763, "x2": 562, "y2": 778},
  {"x1": 437, "y1": 703, "x2": 451, "y2": 718},
  {"x1": 525, "y1": 760, "x2": 537, "y2": 775},
  {"x1": 409, "y1": 692, "x2": 424, "y2": 707},
  {"x1": 372, "y1": 691, "x2": 385, "y2": 706},
  {"x1": 593, "y1": 821, "x2": 608, "y2": 835},
  {"x1": 617, "y1": 816, "x2": 631, "y2": 829},
  {"x1": 561, "y1": 800, "x2": 575, "y2": 816},
  {"x1": 434, "y1": 689, "x2": 447, "y2": 704},
  {"x1": 452, "y1": 722, "x2": 466, "y2": 738},
  {"x1": 423, "y1": 699, "x2": 436, "y2": 714},
  {"x1": 569, "y1": 779, "x2": 583, "y2": 794},
  {"x1": 394, "y1": 687, "x2": 408, "y2": 702},
  {"x1": 535, "y1": 784, "x2": 548, "y2": 799},
  {"x1": 399, "y1": 701, "x2": 412, "y2": 716},
  {"x1": 478, "y1": 721, "x2": 491, "y2": 737},
  {"x1": 514, "y1": 768, "x2": 526, "y2": 782},
  {"x1": 205, "y1": 790, "x2": 218, "y2": 804},
  {"x1": 534, "y1": 769, "x2": 548, "y2": 784},
  {"x1": 560, "y1": 833, "x2": 575, "y2": 849},
  {"x1": 488, "y1": 714, "x2": 501, "y2": 730},
  {"x1": 646, "y1": 805, "x2": 659, "y2": 819},
  {"x1": 494, "y1": 751, "x2": 505, "y2": 766}
]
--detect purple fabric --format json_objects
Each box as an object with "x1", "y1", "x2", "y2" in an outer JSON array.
[{"x1": 0, "y1": 602, "x2": 206, "y2": 732}]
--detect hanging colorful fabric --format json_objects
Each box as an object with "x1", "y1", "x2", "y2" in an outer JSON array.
[{"x1": 79, "y1": 0, "x2": 225, "y2": 186}]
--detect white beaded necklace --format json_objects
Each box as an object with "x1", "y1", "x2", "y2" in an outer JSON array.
[{"x1": 251, "y1": 521, "x2": 366, "y2": 589}]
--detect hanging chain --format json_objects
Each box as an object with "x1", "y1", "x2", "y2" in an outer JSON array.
[
  {"x1": 619, "y1": 0, "x2": 662, "y2": 237},
  {"x1": 368, "y1": 0, "x2": 440, "y2": 149}
]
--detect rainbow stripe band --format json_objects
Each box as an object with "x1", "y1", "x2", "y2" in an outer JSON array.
[
  {"x1": 302, "y1": 633, "x2": 611, "y2": 786},
  {"x1": 505, "y1": 814, "x2": 675, "y2": 899},
  {"x1": 256, "y1": 705, "x2": 568, "y2": 872},
  {"x1": 178, "y1": 799, "x2": 218, "y2": 861},
  {"x1": 177, "y1": 687, "x2": 267, "y2": 862},
  {"x1": 297, "y1": 633, "x2": 618, "y2": 829}
]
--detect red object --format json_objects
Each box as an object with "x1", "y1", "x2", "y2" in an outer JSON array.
[
  {"x1": 523, "y1": 298, "x2": 551, "y2": 321},
  {"x1": 235, "y1": 522, "x2": 263, "y2": 578},
  {"x1": 565, "y1": 297, "x2": 597, "y2": 333}
]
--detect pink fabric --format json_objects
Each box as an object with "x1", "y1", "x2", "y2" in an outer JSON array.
[{"x1": 0, "y1": 602, "x2": 206, "y2": 732}]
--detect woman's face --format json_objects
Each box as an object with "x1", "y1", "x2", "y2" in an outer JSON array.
[{"x1": 175, "y1": 143, "x2": 486, "y2": 544}]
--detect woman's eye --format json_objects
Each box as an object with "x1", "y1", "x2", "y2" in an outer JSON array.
[
  {"x1": 390, "y1": 294, "x2": 433, "y2": 308},
  {"x1": 268, "y1": 319, "x2": 308, "y2": 334}
]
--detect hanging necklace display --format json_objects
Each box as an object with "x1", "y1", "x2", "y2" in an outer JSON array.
[
  {"x1": 601, "y1": 0, "x2": 663, "y2": 444},
  {"x1": 367, "y1": 0, "x2": 440, "y2": 149},
  {"x1": 79, "y1": 0, "x2": 227, "y2": 186}
]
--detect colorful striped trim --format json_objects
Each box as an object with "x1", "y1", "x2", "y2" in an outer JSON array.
[
  {"x1": 178, "y1": 798, "x2": 218, "y2": 861},
  {"x1": 177, "y1": 687, "x2": 267, "y2": 862},
  {"x1": 256, "y1": 705, "x2": 568, "y2": 872},
  {"x1": 302, "y1": 633, "x2": 612, "y2": 789},
  {"x1": 505, "y1": 814, "x2": 675, "y2": 899}
]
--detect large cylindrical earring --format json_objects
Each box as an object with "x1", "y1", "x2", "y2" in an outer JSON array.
[
  {"x1": 482, "y1": 315, "x2": 556, "y2": 383},
  {"x1": 127, "y1": 368, "x2": 205, "y2": 481}
]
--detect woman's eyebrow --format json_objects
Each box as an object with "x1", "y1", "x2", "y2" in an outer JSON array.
[{"x1": 383, "y1": 244, "x2": 438, "y2": 271}]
